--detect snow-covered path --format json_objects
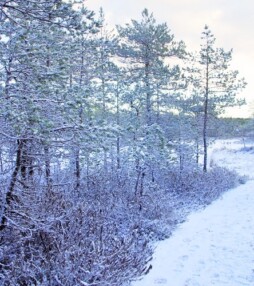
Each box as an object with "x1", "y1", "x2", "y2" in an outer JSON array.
[{"x1": 132, "y1": 139, "x2": 254, "y2": 286}]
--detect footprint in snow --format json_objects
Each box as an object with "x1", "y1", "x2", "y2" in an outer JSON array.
[
  {"x1": 181, "y1": 255, "x2": 189, "y2": 261},
  {"x1": 154, "y1": 278, "x2": 167, "y2": 284}
]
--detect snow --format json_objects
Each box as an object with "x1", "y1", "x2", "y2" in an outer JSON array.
[
  {"x1": 209, "y1": 139, "x2": 254, "y2": 178},
  {"x1": 132, "y1": 139, "x2": 254, "y2": 286}
]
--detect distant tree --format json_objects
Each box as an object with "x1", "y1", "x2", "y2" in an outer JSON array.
[{"x1": 195, "y1": 25, "x2": 246, "y2": 171}]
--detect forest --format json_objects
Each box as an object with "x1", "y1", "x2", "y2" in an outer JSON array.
[{"x1": 0, "y1": 1, "x2": 249, "y2": 285}]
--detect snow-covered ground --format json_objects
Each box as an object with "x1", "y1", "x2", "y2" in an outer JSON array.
[
  {"x1": 132, "y1": 139, "x2": 254, "y2": 286},
  {"x1": 209, "y1": 139, "x2": 254, "y2": 178}
]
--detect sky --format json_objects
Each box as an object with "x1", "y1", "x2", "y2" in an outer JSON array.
[{"x1": 85, "y1": 0, "x2": 253, "y2": 118}]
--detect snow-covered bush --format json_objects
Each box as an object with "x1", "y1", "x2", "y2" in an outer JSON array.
[
  {"x1": 165, "y1": 167, "x2": 239, "y2": 217},
  {"x1": 0, "y1": 158, "x2": 240, "y2": 285},
  {"x1": 0, "y1": 173, "x2": 153, "y2": 285}
]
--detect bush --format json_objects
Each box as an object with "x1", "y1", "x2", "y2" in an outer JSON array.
[
  {"x1": 0, "y1": 161, "x2": 239, "y2": 285},
  {"x1": 0, "y1": 173, "x2": 153, "y2": 286}
]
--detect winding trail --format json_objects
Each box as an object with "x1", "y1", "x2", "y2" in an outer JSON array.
[{"x1": 132, "y1": 140, "x2": 254, "y2": 286}]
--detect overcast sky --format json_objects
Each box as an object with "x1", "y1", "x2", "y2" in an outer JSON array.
[{"x1": 85, "y1": 0, "x2": 253, "y2": 117}]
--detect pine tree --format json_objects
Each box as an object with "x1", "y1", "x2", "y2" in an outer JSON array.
[
  {"x1": 118, "y1": 9, "x2": 185, "y2": 126},
  {"x1": 197, "y1": 25, "x2": 246, "y2": 171},
  {"x1": 117, "y1": 9, "x2": 186, "y2": 185},
  {"x1": 0, "y1": 0, "x2": 92, "y2": 228}
]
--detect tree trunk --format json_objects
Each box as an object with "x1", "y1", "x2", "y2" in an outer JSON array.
[
  {"x1": 44, "y1": 145, "x2": 52, "y2": 190},
  {"x1": 116, "y1": 84, "x2": 121, "y2": 170},
  {"x1": 0, "y1": 147, "x2": 3, "y2": 173},
  {"x1": 0, "y1": 140, "x2": 23, "y2": 230},
  {"x1": 203, "y1": 59, "x2": 209, "y2": 172},
  {"x1": 196, "y1": 137, "x2": 199, "y2": 164},
  {"x1": 75, "y1": 148, "x2": 81, "y2": 190},
  {"x1": 145, "y1": 60, "x2": 152, "y2": 126}
]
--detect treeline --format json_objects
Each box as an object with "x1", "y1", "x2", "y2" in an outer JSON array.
[
  {"x1": 0, "y1": 1, "x2": 245, "y2": 285},
  {"x1": 215, "y1": 117, "x2": 254, "y2": 138}
]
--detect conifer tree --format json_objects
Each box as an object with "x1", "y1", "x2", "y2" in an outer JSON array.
[
  {"x1": 118, "y1": 9, "x2": 185, "y2": 126},
  {"x1": 196, "y1": 26, "x2": 246, "y2": 171},
  {"x1": 117, "y1": 9, "x2": 186, "y2": 184}
]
